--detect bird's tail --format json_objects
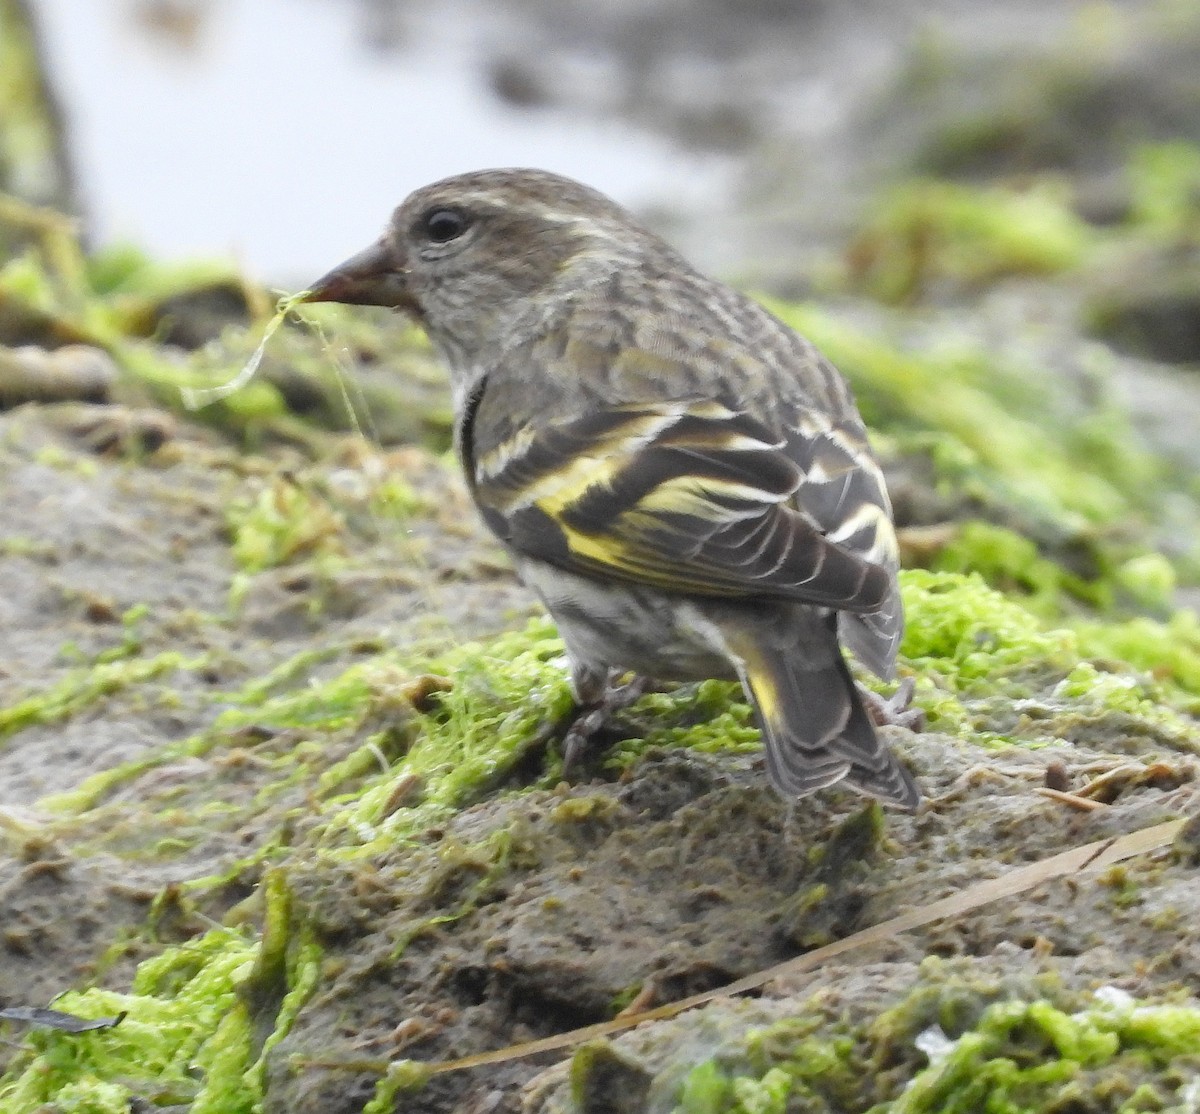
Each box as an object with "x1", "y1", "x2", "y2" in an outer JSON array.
[{"x1": 726, "y1": 612, "x2": 921, "y2": 810}]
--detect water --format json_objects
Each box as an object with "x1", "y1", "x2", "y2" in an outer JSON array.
[{"x1": 33, "y1": 0, "x2": 735, "y2": 284}]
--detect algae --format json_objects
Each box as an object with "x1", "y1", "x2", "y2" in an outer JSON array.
[
  {"x1": 843, "y1": 179, "x2": 1092, "y2": 304},
  {"x1": 226, "y1": 476, "x2": 347, "y2": 574},
  {"x1": 180, "y1": 291, "x2": 311, "y2": 410},
  {"x1": 0, "y1": 225, "x2": 455, "y2": 448},
  {"x1": 0, "y1": 232, "x2": 1117, "y2": 1114},
  {"x1": 1125, "y1": 141, "x2": 1200, "y2": 243},
  {"x1": 0, "y1": 872, "x2": 321, "y2": 1114},
  {"x1": 0, "y1": 929, "x2": 259, "y2": 1111},
  {"x1": 632, "y1": 971, "x2": 1200, "y2": 1114},
  {"x1": 771, "y1": 301, "x2": 1168, "y2": 535},
  {"x1": 9, "y1": 564, "x2": 1190, "y2": 1110},
  {"x1": 846, "y1": 139, "x2": 1200, "y2": 308},
  {"x1": 0, "y1": 650, "x2": 203, "y2": 742},
  {"x1": 2, "y1": 548, "x2": 1197, "y2": 1108},
  {"x1": 2, "y1": 300, "x2": 1197, "y2": 1101},
  {"x1": 890, "y1": 993, "x2": 1200, "y2": 1114}
]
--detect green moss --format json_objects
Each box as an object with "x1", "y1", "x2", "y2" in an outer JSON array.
[
  {"x1": 184, "y1": 569, "x2": 1188, "y2": 804},
  {"x1": 226, "y1": 476, "x2": 346, "y2": 573},
  {"x1": 13, "y1": 570, "x2": 1195, "y2": 861},
  {"x1": 314, "y1": 620, "x2": 578, "y2": 854},
  {"x1": 0, "y1": 872, "x2": 318, "y2": 1114},
  {"x1": 0, "y1": 194, "x2": 444, "y2": 449},
  {"x1": 842, "y1": 179, "x2": 1091, "y2": 304},
  {"x1": 1097, "y1": 864, "x2": 1143, "y2": 910},
  {"x1": 4, "y1": 217, "x2": 455, "y2": 444},
  {"x1": 899, "y1": 570, "x2": 1074, "y2": 684},
  {"x1": 664, "y1": 974, "x2": 1200, "y2": 1114},
  {"x1": 362, "y1": 1059, "x2": 434, "y2": 1112},
  {"x1": 569, "y1": 1040, "x2": 653, "y2": 1110},
  {"x1": 30, "y1": 620, "x2": 569, "y2": 858},
  {"x1": 678, "y1": 1060, "x2": 732, "y2": 1113},
  {"x1": 0, "y1": 650, "x2": 203, "y2": 741},
  {"x1": 25, "y1": 624, "x2": 559, "y2": 872},
  {"x1": 668, "y1": 1003, "x2": 872, "y2": 1112},
  {"x1": 4, "y1": 100, "x2": 1198, "y2": 1114},
  {"x1": 1073, "y1": 610, "x2": 1200, "y2": 701},
  {"x1": 85, "y1": 243, "x2": 245, "y2": 310},
  {"x1": 604, "y1": 679, "x2": 760, "y2": 771},
  {"x1": 928, "y1": 521, "x2": 1101, "y2": 614},
  {"x1": 0, "y1": 233, "x2": 242, "y2": 346},
  {"x1": 925, "y1": 521, "x2": 1179, "y2": 621},
  {"x1": 768, "y1": 152, "x2": 1199, "y2": 615},
  {"x1": 0, "y1": 930, "x2": 255, "y2": 1112},
  {"x1": 891, "y1": 995, "x2": 1200, "y2": 1114},
  {"x1": 1080, "y1": 141, "x2": 1200, "y2": 366},
  {"x1": 729, "y1": 1067, "x2": 793, "y2": 1113},
  {"x1": 4, "y1": 581, "x2": 1196, "y2": 1108},
  {"x1": 367, "y1": 473, "x2": 427, "y2": 519},
  {"x1": 1125, "y1": 141, "x2": 1200, "y2": 241},
  {"x1": 893, "y1": 570, "x2": 1199, "y2": 744},
  {"x1": 30, "y1": 645, "x2": 418, "y2": 830}
]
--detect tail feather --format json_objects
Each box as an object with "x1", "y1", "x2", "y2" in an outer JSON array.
[
  {"x1": 729, "y1": 612, "x2": 920, "y2": 810},
  {"x1": 839, "y1": 584, "x2": 902, "y2": 681}
]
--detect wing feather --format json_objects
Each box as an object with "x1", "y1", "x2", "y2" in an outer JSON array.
[{"x1": 474, "y1": 397, "x2": 891, "y2": 612}]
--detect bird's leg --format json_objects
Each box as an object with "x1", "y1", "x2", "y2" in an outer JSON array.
[
  {"x1": 560, "y1": 666, "x2": 650, "y2": 776},
  {"x1": 859, "y1": 676, "x2": 925, "y2": 732}
]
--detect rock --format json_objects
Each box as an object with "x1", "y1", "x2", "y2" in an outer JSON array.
[{"x1": 0, "y1": 345, "x2": 117, "y2": 407}]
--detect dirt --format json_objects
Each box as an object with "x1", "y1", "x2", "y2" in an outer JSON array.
[
  {"x1": 0, "y1": 399, "x2": 530, "y2": 1006},
  {"x1": 0, "y1": 378, "x2": 1197, "y2": 1112}
]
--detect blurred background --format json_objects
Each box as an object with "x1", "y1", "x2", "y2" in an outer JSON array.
[
  {"x1": 8, "y1": 0, "x2": 1200, "y2": 292},
  {"x1": 4, "y1": 0, "x2": 1200, "y2": 566},
  {"x1": 4, "y1": 0, "x2": 1200, "y2": 493}
]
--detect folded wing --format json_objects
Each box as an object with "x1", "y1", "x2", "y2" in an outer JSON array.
[{"x1": 472, "y1": 396, "x2": 893, "y2": 616}]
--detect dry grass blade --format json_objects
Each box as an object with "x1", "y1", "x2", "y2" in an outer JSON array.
[
  {"x1": 1032, "y1": 786, "x2": 1109, "y2": 811},
  {"x1": 306, "y1": 817, "x2": 1185, "y2": 1081}
]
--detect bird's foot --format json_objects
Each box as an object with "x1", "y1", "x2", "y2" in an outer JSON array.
[
  {"x1": 560, "y1": 670, "x2": 650, "y2": 777},
  {"x1": 860, "y1": 676, "x2": 925, "y2": 732}
]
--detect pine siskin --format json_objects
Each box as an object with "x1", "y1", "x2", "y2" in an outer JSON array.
[{"x1": 305, "y1": 168, "x2": 920, "y2": 809}]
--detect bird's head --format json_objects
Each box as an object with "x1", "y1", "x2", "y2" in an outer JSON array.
[{"x1": 305, "y1": 168, "x2": 658, "y2": 372}]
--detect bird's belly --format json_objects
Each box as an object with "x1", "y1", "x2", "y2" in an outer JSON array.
[{"x1": 515, "y1": 558, "x2": 739, "y2": 682}]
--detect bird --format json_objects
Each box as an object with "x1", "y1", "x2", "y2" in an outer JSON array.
[{"x1": 304, "y1": 168, "x2": 921, "y2": 810}]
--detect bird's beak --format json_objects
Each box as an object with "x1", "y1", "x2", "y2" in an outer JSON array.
[{"x1": 303, "y1": 238, "x2": 415, "y2": 310}]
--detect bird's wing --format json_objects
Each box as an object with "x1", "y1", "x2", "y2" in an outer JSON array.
[
  {"x1": 470, "y1": 393, "x2": 893, "y2": 614},
  {"x1": 778, "y1": 396, "x2": 897, "y2": 574},
  {"x1": 775, "y1": 385, "x2": 904, "y2": 676}
]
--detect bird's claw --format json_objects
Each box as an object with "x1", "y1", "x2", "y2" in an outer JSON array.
[
  {"x1": 860, "y1": 676, "x2": 925, "y2": 732},
  {"x1": 560, "y1": 671, "x2": 649, "y2": 777}
]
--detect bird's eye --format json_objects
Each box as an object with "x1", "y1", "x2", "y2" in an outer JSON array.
[{"x1": 422, "y1": 208, "x2": 469, "y2": 243}]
